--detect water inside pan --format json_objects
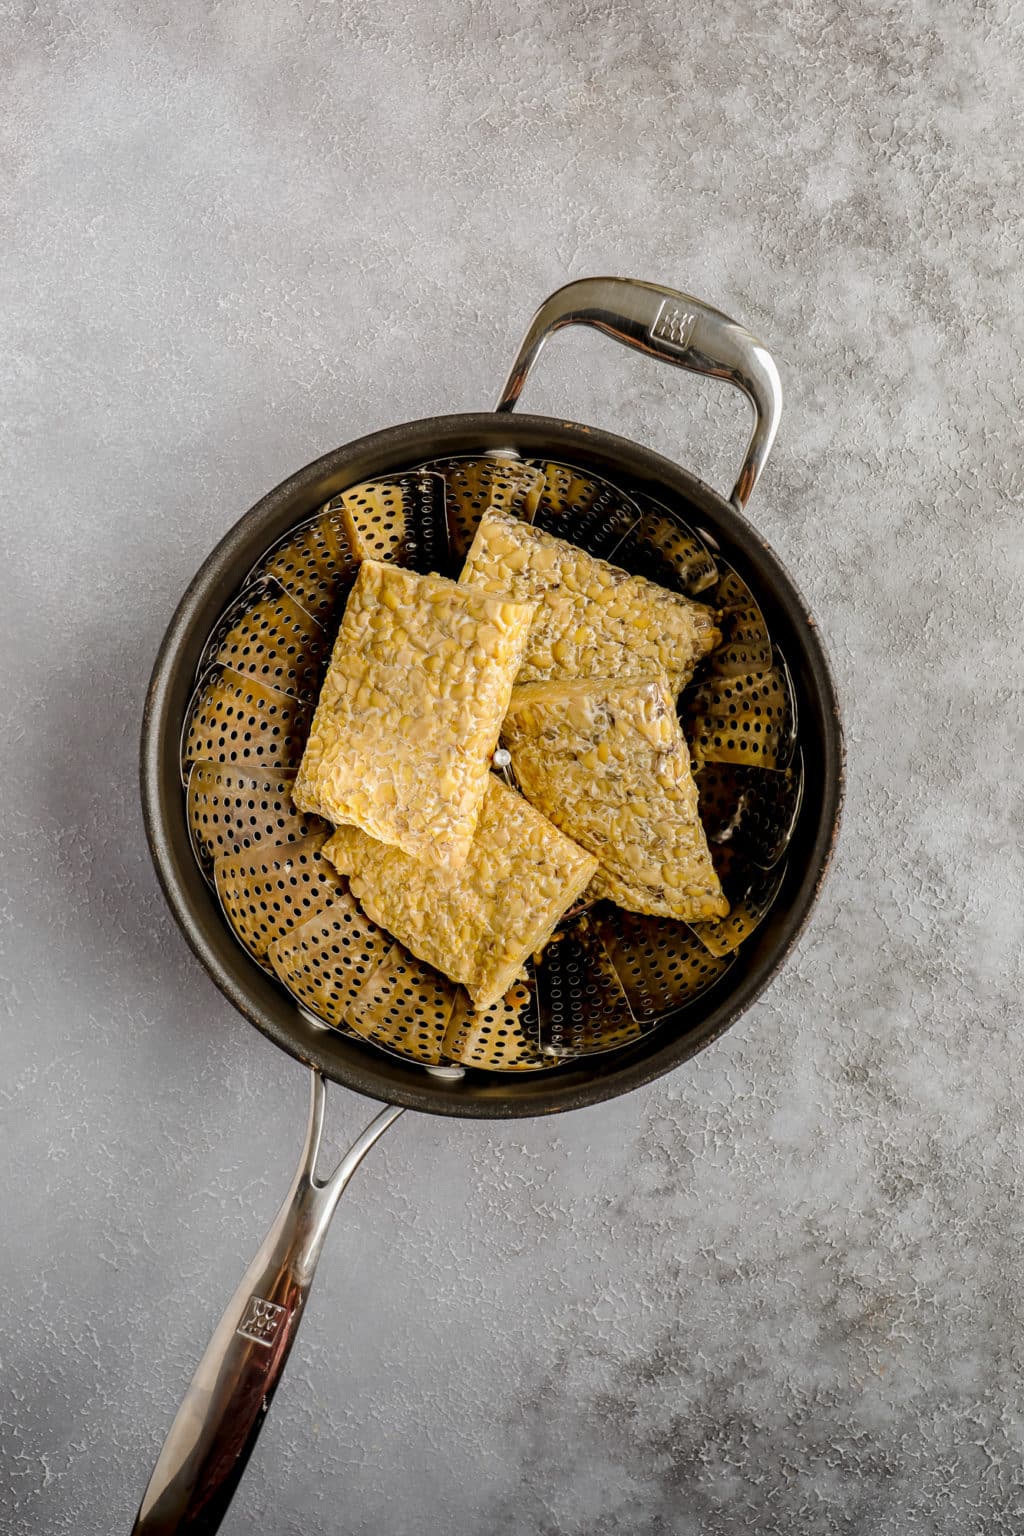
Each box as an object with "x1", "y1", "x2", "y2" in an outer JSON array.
[{"x1": 182, "y1": 458, "x2": 803, "y2": 1071}]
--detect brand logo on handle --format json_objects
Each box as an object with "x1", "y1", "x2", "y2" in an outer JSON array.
[
  {"x1": 651, "y1": 302, "x2": 698, "y2": 350},
  {"x1": 237, "y1": 1295, "x2": 289, "y2": 1347}
]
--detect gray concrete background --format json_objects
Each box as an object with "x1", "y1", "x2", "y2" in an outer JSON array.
[{"x1": 3, "y1": 2, "x2": 1022, "y2": 1532}]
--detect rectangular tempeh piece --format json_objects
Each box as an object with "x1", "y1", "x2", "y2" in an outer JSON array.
[
  {"x1": 460, "y1": 509, "x2": 720, "y2": 694},
  {"x1": 323, "y1": 775, "x2": 598, "y2": 1010},
  {"x1": 502, "y1": 675, "x2": 729, "y2": 923},
  {"x1": 293, "y1": 561, "x2": 536, "y2": 867}
]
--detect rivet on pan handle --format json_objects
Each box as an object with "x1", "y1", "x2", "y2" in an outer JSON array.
[
  {"x1": 495, "y1": 276, "x2": 782, "y2": 510},
  {"x1": 130, "y1": 1071, "x2": 402, "y2": 1536}
]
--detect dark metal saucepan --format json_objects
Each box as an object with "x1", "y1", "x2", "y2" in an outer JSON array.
[{"x1": 134, "y1": 278, "x2": 843, "y2": 1533}]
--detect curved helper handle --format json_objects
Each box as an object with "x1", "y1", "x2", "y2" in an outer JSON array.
[
  {"x1": 131, "y1": 1073, "x2": 403, "y2": 1536},
  {"x1": 496, "y1": 276, "x2": 782, "y2": 510}
]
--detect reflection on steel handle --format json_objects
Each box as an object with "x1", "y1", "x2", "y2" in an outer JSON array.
[
  {"x1": 496, "y1": 276, "x2": 782, "y2": 509},
  {"x1": 131, "y1": 1074, "x2": 403, "y2": 1536}
]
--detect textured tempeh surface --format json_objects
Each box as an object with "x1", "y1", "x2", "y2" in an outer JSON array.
[
  {"x1": 504, "y1": 675, "x2": 728, "y2": 921},
  {"x1": 461, "y1": 508, "x2": 720, "y2": 693},
  {"x1": 323, "y1": 775, "x2": 597, "y2": 1009},
  {"x1": 293, "y1": 559, "x2": 536, "y2": 866}
]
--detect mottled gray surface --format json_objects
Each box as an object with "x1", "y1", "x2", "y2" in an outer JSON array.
[{"x1": 2, "y1": 1, "x2": 1022, "y2": 1532}]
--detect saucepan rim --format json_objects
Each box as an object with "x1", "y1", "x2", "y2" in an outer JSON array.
[{"x1": 140, "y1": 410, "x2": 844, "y2": 1118}]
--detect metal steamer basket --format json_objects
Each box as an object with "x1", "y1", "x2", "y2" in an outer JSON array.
[{"x1": 135, "y1": 278, "x2": 844, "y2": 1534}]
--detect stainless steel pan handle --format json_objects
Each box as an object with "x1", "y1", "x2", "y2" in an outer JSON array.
[
  {"x1": 496, "y1": 276, "x2": 782, "y2": 510},
  {"x1": 131, "y1": 1073, "x2": 402, "y2": 1535}
]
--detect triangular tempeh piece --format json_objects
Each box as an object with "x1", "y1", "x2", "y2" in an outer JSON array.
[{"x1": 502, "y1": 675, "x2": 728, "y2": 923}]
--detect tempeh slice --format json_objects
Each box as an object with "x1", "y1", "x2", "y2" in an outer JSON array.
[
  {"x1": 293, "y1": 561, "x2": 536, "y2": 867},
  {"x1": 323, "y1": 776, "x2": 598, "y2": 1010},
  {"x1": 460, "y1": 509, "x2": 719, "y2": 694},
  {"x1": 502, "y1": 675, "x2": 728, "y2": 923}
]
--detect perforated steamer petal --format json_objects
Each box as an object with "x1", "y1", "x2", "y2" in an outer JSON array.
[{"x1": 135, "y1": 279, "x2": 843, "y2": 1534}]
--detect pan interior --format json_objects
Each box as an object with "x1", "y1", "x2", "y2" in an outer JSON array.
[{"x1": 178, "y1": 451, "x2": 805, "y2": 1083}]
